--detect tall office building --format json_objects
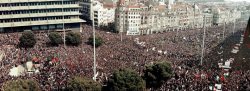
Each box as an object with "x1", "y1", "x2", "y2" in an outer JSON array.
[
  {"x1": 0, "y1": 0, "x2": 85, "y2": 32},
  {"x1": 80, "y1": 0, "x2": 92, "y2": 22}
]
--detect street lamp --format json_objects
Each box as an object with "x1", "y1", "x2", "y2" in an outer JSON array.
[
  {"x1": 200, "y1": 15, "x2": 206, "y2": 65},
  {"x1": 62, "y1": 0, "x2": 66, "y2": 48},
  {"x1": 91, "y1": 0, "x2": 97, "y2": 81}
]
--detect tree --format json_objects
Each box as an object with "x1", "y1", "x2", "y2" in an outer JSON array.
[
  {"x1": 88, "y1": 36, "x2": 103, "y2": 47},
  {"x1": 48, "y1": 32, "x2": 63, "y2": 46},
  {"x1": 143, "y1": 62, "x2": 173, "y2": 89},
  {"x1": 108, "y1": 22, "x2": 116, "y2": 33},
  {"x1": 19, "y1": 31, "x2": 36, "y2": 48},
  {"x1": 65, "y1": 32, "x2": 82, "y2": 46},
  {"x1": 1, "y1": 79, "x2": 41, "y2": 91},
  {"x1": 67, "y1": 76, "x2": 101, "y2": 91},
  {"x1": 107, "y1": 69, "x2": 146, "y2": 91}
]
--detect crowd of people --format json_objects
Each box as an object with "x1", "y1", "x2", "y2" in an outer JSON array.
[{"x1": 0, "y1": 21, "x2": 249, "y2": 90}]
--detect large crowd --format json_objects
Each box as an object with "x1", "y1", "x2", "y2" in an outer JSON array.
[{"x1": 0, "y1": 21, "x2": 249, "y2": 90}]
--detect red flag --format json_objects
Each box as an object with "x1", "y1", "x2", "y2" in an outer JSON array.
[
  {"x1": 220, "y1": 75, "x2": 225, "y2": 82},
  {"x1": 32, "y1": 56, "x2": 39, "y2": 63},
  {"x1": 194, "y1": 73, "x2": 200, "y2": 79},
  {"x1": 52, "y1": 57, "x2": 59, "y2": 63}
]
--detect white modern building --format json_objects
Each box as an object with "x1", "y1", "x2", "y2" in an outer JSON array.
[
  {"x1": 0, "y1": 0, "x2": 85, "y2": 32},
  {"x1": 80, "y1": 0, "x2": 117, "y2": 27},
  {"x1": 92, "y1": 1, "x2": 116, "y2": 27}
]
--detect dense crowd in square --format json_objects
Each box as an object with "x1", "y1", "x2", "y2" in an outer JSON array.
[{"x1": 0, "y1": 22, "x2": 249, "y2": 90}]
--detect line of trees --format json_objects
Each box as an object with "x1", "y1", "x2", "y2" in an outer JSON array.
[
  {"x1": 18, "y1": 31, "x2": 104, "y2": 48},
  {"x1": 1, "y1": 62, "x2": 172, "y2": 91}
]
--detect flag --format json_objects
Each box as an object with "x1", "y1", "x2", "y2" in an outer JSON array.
[
  {"x1": 51, "y1": 53, "x2": 59, "y2": 63},
  {"x1": 32, "y1": 54, "x2": 39, "y2": 64},
  {"x1": 220, "y1": 75, "x2": 225, "y2": 82},
  {"x1": 194, "y1": 73, "x2": 200, "y2": 79},
  {"x1": 52, "y1": 56, "x2": 59, "y2": 63}
]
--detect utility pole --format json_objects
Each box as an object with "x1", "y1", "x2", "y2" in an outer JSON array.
[
  {"x1": 193, "y1": 3, "x2": 195, "y2": 29},
  {"x1": 200, "y1": 15, "x2": 206, "y2": 65},
  {"x1": 10, "y1": 0, "x2": 13, "y2": 33},
  {"x1": 46, "y1": 1, "x2": 49, "y2": 34},
  {"x1": 121, "y1": 7, "x2": 124, "y2": 42},
  {"x1": 62, "y1": 0, "x2": 66, "y2": 48},
  {"x1": 91, "y1": 0, "x2": 97, "y2": 81},
  {"x1": 120, "y1": 0, "x2": 127, "y2": 42},
  {"x1": 223, "y1": 18, "x2": 226, "y2": 40},
  {"x1": 233, "y1": 18, "x2": 236, "y2": 34}
]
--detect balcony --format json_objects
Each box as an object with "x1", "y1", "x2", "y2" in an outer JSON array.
[
  {"x1": 0, "y1": 18, "x2": 85, "y2": 28},
  {"x1": 0, "y1": 0, "x2": 72, "y2": 3},
  {"x1": 0, "y1": 4, "x2": 81, "y2": 11},
  {"x1": 0, "y1": 12, "x2": 81, "y2": 19}
]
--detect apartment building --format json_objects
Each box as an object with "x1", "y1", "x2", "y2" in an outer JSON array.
[
  {"x1": 92, "y1": 1, "x2": 116, "y2": 27},
  {"x1": 117, "y1": 1, "x2": 207, "y2": 35},
  {"x1": 0, "y1": 0, "x2": 85, "y2": 32},
  {"x1": 115, "y1": 0, "x2": 142, "y2": 35},
  {"x1": 115, "y1": 0, "x2": 241, "y2": 35},
  {"x1": 213, "y1": 7, "x2": 241, "y2": 25},
  {"x1": 80, "y1": 0, "x2": 117, "y2": 27}
]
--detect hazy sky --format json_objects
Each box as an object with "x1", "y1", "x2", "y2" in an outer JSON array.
[{"x1": 226, "y1": 0, "x2": 250, "y2": 2}]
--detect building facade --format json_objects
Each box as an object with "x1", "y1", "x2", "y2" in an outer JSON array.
[
  {"x1": 92, "y1": 1, "x2": 116, "y2": 27},
  {"x1": 114, "y1": 0, "x2": 242, "y2": 35},
  {"x1": 212, "y1": 7, "x2": 241, "y2": 25},
  {"x1": 80, "y1": 0, "x2": 92, "y2": 22},
  {"x1": 115, "y1": 0, "x2": 142, "y2": 35},
  {"x1": 0, "y1": 0, "x2": 85, "y2": 32},
  {"x1": 115, "y1": 0, "x2": 209, "y2": 35},
  {"x1": 80, "y1": 0, "x2": 117, "y2": 27}
]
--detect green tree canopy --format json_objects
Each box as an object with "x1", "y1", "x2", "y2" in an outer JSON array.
[
  {"x1": 88, "y1": 36, "x2": 103, "y2": 48},
  {"x1": 66, "y1": 32, "x2": 82, "y2": 46},
  {"x1": 107, "y1": 68, "x2": 146, "y2": 91},
  {"x1": 143, "y1": 62, "x2": 173, "y2": 89},
  {"x1": 48, "y1": 32, "x2": 63, "y2": 46},
  {"x1": 1, "y1": 79, "x2": 41, "y2": 91},
  {"x1": 67, "y1": 76, "x2": 101, "y2": 91},
  {"x1": 19, "y1": 31, "x2": 36, "y2": 48}
]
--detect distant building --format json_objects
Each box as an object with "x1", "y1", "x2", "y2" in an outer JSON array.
[
  {"x1": 80, "y1": 0, "x2": 117, "y2": 27},
  {"x1": 115, "y1": 0, "x2": 141, "y2": 35},
  {"x1": 184, "y1": 0, "x2": 224, "y2": 3},
  {"x1": 212, "y1": 7, "x2": 241, "y2": 25},
  {"x1": 114, "y1": 0, "x2": 241, "y2": 35},
  {"x1": 80, "y1": 0, "x2": 93, "y2": 22},
  {"x1": 0, "y1": 0, "x2": 85, "y2": 32},
  {"x1": 115, "y1": 1, "x2": 208, "y2": 35}
]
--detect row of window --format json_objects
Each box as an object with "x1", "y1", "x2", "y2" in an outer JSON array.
[
  {"x1": 81, "y1": 0, "x2": 90, "y2": 3},
  {"x1": 117, "y1": 15, "x2": 140, "y2": 19},
  {"x1": 0, "y1": 16, "x2": 78, "y2": 23},
  {"x1": 0, "y1": 8, "x2": 79, "y2": 15},
  {"x1": 0, "y1": 1, "x2": 77, "y2": 7}
]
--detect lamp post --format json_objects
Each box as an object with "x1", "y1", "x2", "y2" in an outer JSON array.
[
  {"x1": 223, "y1": 18, "x2": 226, "y2": 40},
  {"x1": 200, "y1": 15, "x2": 206, "y2": 65},
  {"x1": 233, "y1": 18, "x2": 236, "y2": 34},
  {"x1": 62, "y1": 0, "x2": 66, "y2": 48},
  {"x1": 91, "y1": 0, "x2": 97, "y2": 81}
]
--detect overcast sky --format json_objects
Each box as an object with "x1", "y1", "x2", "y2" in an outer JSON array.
[{"x1": 226, "y1": 0, "x2": 250, "y2": 2}]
